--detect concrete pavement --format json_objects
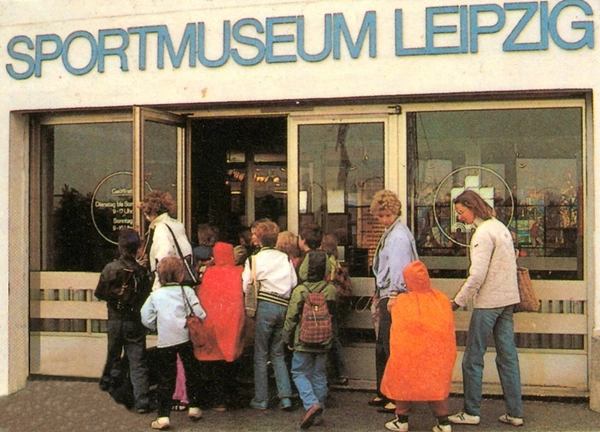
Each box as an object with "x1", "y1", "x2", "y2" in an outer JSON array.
[{"x1": 0, "y1": 377, "x2": 599, "y2": 432}]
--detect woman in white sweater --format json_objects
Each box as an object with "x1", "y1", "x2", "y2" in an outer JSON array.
[{"x1": 448, "y1": 190, "x2": 524, "y2": 428}]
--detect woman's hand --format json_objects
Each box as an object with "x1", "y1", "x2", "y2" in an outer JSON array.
[
  {"x1": 451, "y1": 300, "x2": 460, "y2": 311},
  {"x1": 387, "y1": 295, "x2": 397, "y2": 313}
]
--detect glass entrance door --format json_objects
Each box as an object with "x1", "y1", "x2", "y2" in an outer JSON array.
[
  {"x1": 133, "y1": 106, "x2": 191, "y2": 235},
  {"x1": 30, "y1": 107, "x2": 191, "y2": 378}
]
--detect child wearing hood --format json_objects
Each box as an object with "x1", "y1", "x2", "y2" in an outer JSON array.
[
  {"x1": 194, "y1": 241, "x2": 245, "y2": 411},
  {"x1": 381, "y1": 260, "x2": 457, "y2": 432},
  {"x1": 283, "y1": 250, "x2": 337, "y2": 429}
]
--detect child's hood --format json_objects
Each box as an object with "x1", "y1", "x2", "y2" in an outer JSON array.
[{"x1": 403, "y1": 260, "x2": 432, "y2": 294}]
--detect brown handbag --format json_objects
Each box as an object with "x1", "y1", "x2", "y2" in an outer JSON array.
[
  {"x1": 514, "y1": 266, "x2": 540, "y2": 313},
  {"x1": 181, "y1": 286, "x2": 206, "y2": 348}
]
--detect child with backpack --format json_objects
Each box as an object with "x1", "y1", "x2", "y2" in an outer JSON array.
[
  {"x1": 283, "y1": 250, "x2": 338, "y2": 429},
  {"x1": 94, "y1": 228, "x2": 152, "y2": 413}
]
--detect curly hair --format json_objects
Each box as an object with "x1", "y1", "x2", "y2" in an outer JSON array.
[
  {"x1": 157, "y1": 256, "x2": 185, "y2": 285},
  {"x1": 138, "y1": 190, "x2": 177, "y2": 218},
  {"x1": 370, "y1": 189, "x2": 402, "y2": 217},
  {"x1": 276, "y1": 231, "x2": 301, "y2": 259},
  {"x1": 251, "y1": 218, "x2": 280, "y2": 248}
]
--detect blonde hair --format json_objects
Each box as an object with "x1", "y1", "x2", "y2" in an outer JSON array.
[
  {"x1": 370, "y1": 189, "x2": 402, "y2": 217},
  {"x1": 251, "y1": 218, "x2": 280, "y2": 248},
  {"x1": 276, "y1": 231, "x2": 301, "y2": 259}
]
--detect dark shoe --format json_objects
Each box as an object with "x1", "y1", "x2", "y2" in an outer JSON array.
[
  {"x1": 136, "y1": 406, "x2": 153, "y2": 414},
  {"x1": 368, "y1": 396, "x2": 389, "y2": 407},
  {"x1": 378, "y1": 401, "x2": 397, "y2": 413},
  {"x1": 300, "y1": 404, "x2": 324, "y2": 429},
  {"x1": 171, "y1": 400, "x2": 188, "y2": 412},
  {"x1": 313, "y1": 415, "x2": 324, "y2": 426},
  {"x1": 333, "y1": 377, "x2": 349, "y2": 386},
  {"x1": 98, "y1": 380, "x2": 111, "y2": 392}
]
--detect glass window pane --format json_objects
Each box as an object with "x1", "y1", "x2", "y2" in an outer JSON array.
[
  {"x1": 298, "y1": 122, "x2": 384, "y2": 276},
  {"x1": 38, "y1": 122, "x2": 132, "y2": 271},
  {"x1": 409, "y1": 107, "x2": 583, "y2": 280},
  {"x1": 144, "y1": 120, "x2": 178, "y2": 213}
]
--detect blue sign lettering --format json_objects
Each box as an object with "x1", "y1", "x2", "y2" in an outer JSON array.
[
  {"x1": 4, "y1": 1, "x2": 595, "y2": 80},
  {"x1": 395, "y1": 0, "x2": 594, "y2": 56}
]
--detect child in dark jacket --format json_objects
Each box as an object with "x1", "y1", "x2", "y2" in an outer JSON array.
[
  {"x1": 283, "y1": 250, "x2": 338, "y2": 429},
  {"x1": 95, "y1": 228, "x2": 152, "y2": 413}
]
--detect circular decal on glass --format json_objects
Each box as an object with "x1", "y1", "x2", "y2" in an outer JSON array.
[
  {"x1": 90, "y1": 171, "x2": 151, "y2": 245},
  {"x1": 432, "y1": 166, "x2": 514, "y2": 248}
]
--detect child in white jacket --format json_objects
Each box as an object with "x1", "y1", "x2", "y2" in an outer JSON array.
[{"x1": 141, "y1": 256, "x2": 207, "y2": 430}]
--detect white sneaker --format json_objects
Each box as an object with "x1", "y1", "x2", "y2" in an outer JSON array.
[
  {"x1": 151, "y1": 417, "x2": 170, "y2": 430},
  {"x1": 448, "y1": 411, "x2": 481, "y2": 425},
  {"x1": 432, "y1": 423, "x2": 451, "y2": 432},
  {"x1": 385, "y1": 416, "x2": 409, "y2": 431},
  {"x1": 498, "y1": 413, "x2": 524, "y2": 426},
  {"x1": 188, "y1": 407, "x2": 202, "y2": 421}
]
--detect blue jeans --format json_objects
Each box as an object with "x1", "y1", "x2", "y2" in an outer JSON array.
[
  {"x1": 463, "y1": 306, "x2": 523, "y2": 418},
  {"x1": 291, "y1": 351, "x2": 328, "y2": 411},
  {"x1": 253, "y1": 300, "x2": 292, "y2": 402}
]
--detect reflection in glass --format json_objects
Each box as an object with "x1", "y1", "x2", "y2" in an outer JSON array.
[
  {"x1": 409, "y1": 108, "x2": 583, "y2": 280},
  {"x1": 38, "y1": 122, "x2": 133, "y2": 272},
  {"x1": 143, "y1": 120, "x2": 178, "y2": 213},
  {"x1": 298, "y1": 123, "x2": 384, "y2": 277}
]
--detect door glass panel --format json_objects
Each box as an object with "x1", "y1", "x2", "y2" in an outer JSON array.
[
  {"x1": 143, "y1": 120, "x2": 178, "y2": 211},
  {"x1": 298, "y1": 122, "x2": 384, "y2": 277},
  {"x1": 36, "y1": 122, "x2": 132, "y2": 272},
  {"x1": 409, "y1": 107, "x2": 583, "y2": 280}
]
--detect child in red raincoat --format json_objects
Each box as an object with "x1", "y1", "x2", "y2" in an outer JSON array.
[
  {"x1": 381, "y1": 260, "x2": 457, "y2": 432},
  {"x1": 194, "y1": 242, "x2": 246, "y2": 411}
]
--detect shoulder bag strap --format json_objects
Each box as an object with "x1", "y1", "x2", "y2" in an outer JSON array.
[
  {"x1": 165, "y1": 223, "x2": 197, "y2": 283},
  {"x1": 251, "y1": 255, "x2": 258, "y2": 288},
  {"x1": 164, "y1": 223, "x2": 185, "y2": 259},
  {"x1": 180, "y1": 286, "x2": 196, "y2": 318}
]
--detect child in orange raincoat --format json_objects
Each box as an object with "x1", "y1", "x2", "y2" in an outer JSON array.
[{"x1": 381, "y1": 260, "x2": 457, "y2": 432}]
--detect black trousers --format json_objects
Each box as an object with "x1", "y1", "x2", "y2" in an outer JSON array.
[
  {"x1": 375, "y1": 297, "x2": 392, "y2": 399},
  {"x1": 155, "y1": 341, "x2": 202, "y2": 417}
]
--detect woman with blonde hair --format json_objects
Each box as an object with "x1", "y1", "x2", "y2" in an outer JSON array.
[{"x1": 368, "y1": 190, "x2": 418, "y2": 412}]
